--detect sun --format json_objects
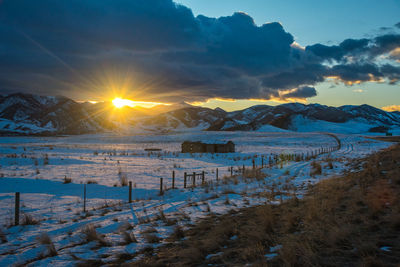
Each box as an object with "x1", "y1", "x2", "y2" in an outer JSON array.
[{"x1": 112, "y1": 98, "x2": 134, "y2": 108}]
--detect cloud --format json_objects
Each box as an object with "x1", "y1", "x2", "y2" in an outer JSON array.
[
  {"x1": 382, "y1": 105, "x2": 400, "y2": 112},
  {"x1": 281, "y1": 86, "x2": 317, "y2": 99},
  {"x1": 395, "y1": 22, "x2": 400, "y2": 29},
  {"x1": 389, "y1": 47, "x2": 400, "y2": 62},
  {"x1": 306, "y1": 38, "x2": 369, "y2": 61},
  {"x1": 0, "y1": 0, "x2": 399, "y2": 103}
]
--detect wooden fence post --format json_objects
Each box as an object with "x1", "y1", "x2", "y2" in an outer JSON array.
[
  {"x1": 261, "y1": 157, "x2": 264, "y2": 168},
  {"x1": 216, "y1": 168, "x2": 219, "y2": 181},
  {"x1": 242, "y1": 164, "x2": 245, "y2": 174},
  {"x1": 15, "y1": 192, "x2": 20, "y2": 226},
  {"x1": 160, "y1": 178, "x2": 163, "y2": 195},
  {"x1": 192, "y1": 172, "x2": 196, "y2": 187},
  {"x1": 202, "y1": 171, "x2": 205, "y2": 185},
  {"x1": 184, "y1": 172, "x2": 187, "y2": 188},
  {"x1": 83, "y1": 184, "x2": 86, "y2": 213},
  {"x1": 230, "y1": 167, "x2": 233, "y2": 176},
  {"x1": 252, "y1": 159, "x2": 255, "y2": 169},
  {"x1": 129, "y1": 181, "x2": 132, "y2": 203},
  {"x1": 172, "y1": 171, "x2": 175, "y2": 189}
]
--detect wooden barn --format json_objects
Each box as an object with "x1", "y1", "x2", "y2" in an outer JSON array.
[{"x1": 181, "y1": 141, "x2": 235, "y2": 153}]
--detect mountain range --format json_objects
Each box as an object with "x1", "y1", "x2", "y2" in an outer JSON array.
[{"x1": 1, "y1": 93, "x2": 399, "y2": 135}]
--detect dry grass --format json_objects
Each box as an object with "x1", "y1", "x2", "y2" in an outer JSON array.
[
  {"x1": 143, "y1": 233, "x2": 161, "y2": 243},
  {"x1": 81, "y1": 224, "x2": 109, "y2": 247},
  {"x1": 0, "y1": 228, "x2": 7, "y2": 243},
  {"x1": 132, "y1": 144, "x2": 400, "y2": 266},
  {"x1": 21, "y1": 214, "x2": 39, "y2": 225},
  {"x1": 37, "y1": 232, "x2": 57, "y2": 257},
  {"x1": 63, "y1": 176, "x2": 72, "y2": 184},
  {"x1": 122, "y1": 231, "x2": 137, "y2": 244},
  {"x1": 310, "y1": 161, "x2": 322, "y2": 175},
  {"x1": 170, "y1": 225, "x2": 185, "y2": 241},
  {"x1": 243, "y1": 168, "x2": 266, "y2": 180}
]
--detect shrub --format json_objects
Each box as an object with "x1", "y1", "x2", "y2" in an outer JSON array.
[
  {"x1": 63, "y1": 176, "x2": 72, "y2": 184},
  {"x1": 37, "y1": 232, "x2": 57, "y2": 257},
  {"x1": 122, "y1": 231, "x2": 137, "y2": 244},
  {"x1": 81, "y1": 224, "x2": 109, "y2": 246},
  {"x1": 0, "y1": 229, "x2": 7, "y2": 243},
  {"x1": 21, "y1": 214, "x2": 39, "y2": 225},
  {"x1": 171, "y1": 225, "x2": 185, "y2": 240},
  {"x1": 243, "y1": 168, "x2": 266, "y2": 180},
  {"x1": 310, "y1": 161, "x2": 322, "y2": 176},
  {"x1": 143, "y1": 233, "x2": 161, "y2": 243},
  {"x1": 119, "y1": 172, "x2": 128, "y2": 187},
  {"x1": 43, "y1": 154, "x2": 49, "y2": 165}
]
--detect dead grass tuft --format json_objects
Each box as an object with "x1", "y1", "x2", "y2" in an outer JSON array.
[
  {"x1": 21, "y1": 214, "x2": 39, "y2": 225},
  {"x1": 310, "y1": 161, "x2": 322, "y2": 175},
  {"x1": 37, "y1": 232, "x2": 57, "y2": 257},
  {"x1": 81, "y1": 224, "x2": 109, "y2": 247},
  {"x1": 243, "y1": 168, "x2": 266, "y2": 180},
  {"x1": 143, "y1": 233, "x2": 161, "y2": 243},
  {"x1": 121, "y1": 231, "x2": 137, "y2": 244},
  {"x1": 365, "y1": 179, "x2": 396, "y2": 212},
  {"x1": 171, "y1": 225, "x2": 185, "y2": 241},
  {"x1": 0, "y1": 229, "x2": 7, "y2": 243},
  {"x1": 63, "y1": 176, "x2": 72, "y2": 184}
]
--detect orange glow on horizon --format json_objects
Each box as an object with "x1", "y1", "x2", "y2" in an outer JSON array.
[{"x1": 111, "y1": 97, "x2": 171, "y2": 109}]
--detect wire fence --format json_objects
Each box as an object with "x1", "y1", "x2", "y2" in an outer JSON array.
[{"x1": 2, "y1": 143, "x2": 342, "y2": 227}]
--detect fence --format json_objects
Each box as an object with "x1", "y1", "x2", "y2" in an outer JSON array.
[{"x1": 8, "y1": 142, "x2": 341, "y2": 226}]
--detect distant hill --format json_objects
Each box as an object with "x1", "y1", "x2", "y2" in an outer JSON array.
[
  {"x1": 1, "y1": 93, "x2": 400, "y2": 135},
  {"x1": 138, "y1": 102, "x2": 400, "y2": 134}
]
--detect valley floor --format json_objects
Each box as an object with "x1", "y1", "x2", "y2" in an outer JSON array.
[{"x1": 0, "y1": 131, "x2": 395, "y2": 266}]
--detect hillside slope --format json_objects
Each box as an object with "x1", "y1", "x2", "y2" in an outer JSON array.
[
  {"x1": 134, "y1": 143, "x2": 400, "y2": 266},
  {"x1": 1, "y1": 93, "x2": 400, "y2": 135}
]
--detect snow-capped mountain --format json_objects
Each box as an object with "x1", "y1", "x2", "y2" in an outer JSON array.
[
  {"x1": 0, "y1": 93, "x2": 115, "y2": 135},
  {"x1": 139, "y1": 102, "x2": 400, "y2": 134},
  {"x1": 136, "y1": 106, "x2": 226, "y2": 132},
  {"x1": 1, "y1": 93, "x2": 399, "y2": 135}
]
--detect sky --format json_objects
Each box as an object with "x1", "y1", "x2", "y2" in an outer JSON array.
[{"x1": 0, "y1": 0, "x2": 399, "y2": 111}]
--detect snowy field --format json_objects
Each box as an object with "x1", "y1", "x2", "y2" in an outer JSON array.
[{"x1": 0, "y1": 131, "x2": 393, "y2": 265}]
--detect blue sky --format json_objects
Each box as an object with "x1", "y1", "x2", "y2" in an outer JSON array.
[
  {"x1": 177, "y1": 0, "x2": 400, "y2": 45},
  {"x1": 177, "y1": 0, "x2": 400, "y2": 110},
  {"x1": 0, "y1": 0, "x2": 399, "y2": 111}
]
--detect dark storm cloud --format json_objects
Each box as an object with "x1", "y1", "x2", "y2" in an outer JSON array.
[
  {"x1": 306, "y1": 38, "x2": 370, "y2": 61},
  {"x1": 261, "y1": 64, "x2": 327, "y2": 90},
  {"x1": 395, "y1": 22, "x2": 400, "y2": 29},
  {"x1": 0, "y1": 0, "x2": 399, "y2": 103},
  {"x1": 281, "y1": 86, "x2": 317, "y2": 99},
  {"x1": 306, "y1": 34, "x2": 400, "y2": 62}
]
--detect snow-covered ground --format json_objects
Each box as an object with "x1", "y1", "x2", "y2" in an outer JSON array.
[{"x1": 0, "y1": 131, "x2": 393, "y2": 265}]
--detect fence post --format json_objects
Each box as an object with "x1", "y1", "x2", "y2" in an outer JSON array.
[
  {"x1": 261, "y1": 157, "x2": 264, "y2": 168},
  {"x1": 216, "y1": 168, "x2": 219, "y2": 181},
  {"x1": 252, "y1": 159, "x2": 255, "y2": 169},
  {"x1": 129, "y1": 181, "x2": 132, "y2": 203},
  {"x1": 15, "y1": 192, "x2": 20, "y2": 226},
  {"x1": 160, "y1": 178, "x2": 163, "y2": 195},
  {"x1": 242, "y1": 164, "x2": 245, "y2": 174},
  {"x1": 202, "y1": 171, "x2": 205, "y2": 185},
  {"x1": 184, "y1": 172, "x2": 187, "y2": 188},
  {"x1": 83, "y1": 184, "x2": 86, "y2": 213},
  {"x1": 230, "y1": 167, "x2": 233, "y2": 176},
  {"x1": 192, "y1": 172, "x2": 196, "y2": 187},
  {"x1": 172, "y1": 171, "x2": 175, "y2": 189}
]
